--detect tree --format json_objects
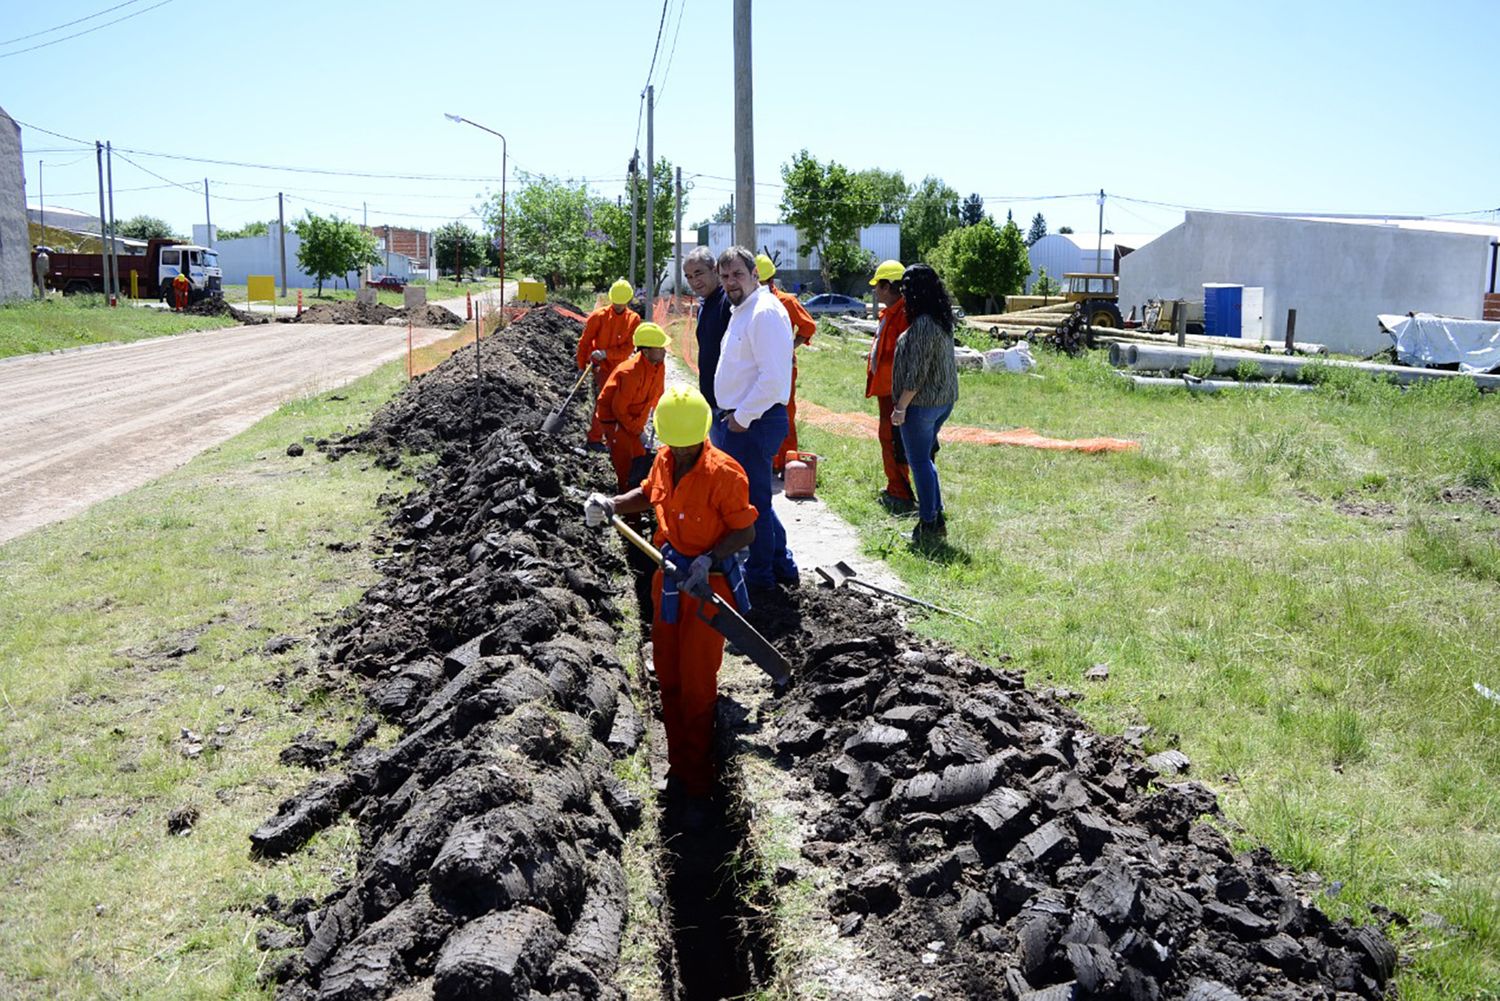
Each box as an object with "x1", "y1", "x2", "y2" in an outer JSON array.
[
  {"x1": 486, "y1": 171, "x2": 603, "y2": 292},
  {"x1": 779, "y1": 150, "x2": 879, "y2": 291},
  {"x1": 217, "y1": 220, "x2": 271, "y2": 241},
  {"x1": 960, "y1": 194, "x2": 985, "y2": 227},
  {"x1": 901, "y1": 176, "x2": 960, "y2": 263},
  {"x1": 294, "y1": 212, "x2": 378, "y2": 294},
  {"x1": 855, "y1": 168, "x2": 911, "y2": 224},
  {"x1": 1033, "y1": 267, "x2": 1061, "y2": 299},
  {"x1": 434, "y1": 222, "x2": 487, "y2": 280},
  {"x1": 821, "y1": 241, "x2": 876, "y2": 295},
  {"x1": 1058, "y1": 225, "x2": 1074, "y2": 234},
  {"x1": 597, "y1": 157, "x2": 686, "y2": 292},
  {"x1": 1027, "y1": 213, "x2": 1047, "y2": 246},
  {"x1": 115, "y1": 215, "x2": 176, "y2": 240},
  {"x1": 928, "y1": 217, "x2": 1031, "y2": 312}
]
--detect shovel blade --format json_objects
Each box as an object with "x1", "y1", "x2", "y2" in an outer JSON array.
[
  {"x1": 540, "y1": 409, "x2": 568, "y2": 434},
  {"x1": 815, "y1": 564, "x2": 849, "y2": 589}
]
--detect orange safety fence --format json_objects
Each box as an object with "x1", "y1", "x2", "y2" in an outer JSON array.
[{"x1": 797, "y1": 401, "x2": 1138, "y2": 453}]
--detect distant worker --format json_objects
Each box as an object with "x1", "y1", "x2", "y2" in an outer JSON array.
[
  {"x1": 577, "y1": 279, "x2": 643, "y2": 451},
  {"x1": 713, "y1": 246, "x2": 797, "y2": 589},
  {"x1": 583, "y1": 386, "x2": 756, "y2": 804},
  {"x1": 683, "y1": 247, "x2": 730, "y2": 410},
  {"x1": 595, "y1": 322, "x2": 670, "y2": 491},
  {"x1": 889, "y1": 264, "x2": 961, "y2": 546},
  {"x1": 172, "y1": 269, "x2": 191, "y2": 312},
  {"x1": 33, "y1": 247, "x2": 50, "y2": 299},
  {"x1": 865, "y1": 259, "x2": 915, "y2": 513},
  {"x1": 756, "y1": 254, "x2": 817, "y2": 474}
]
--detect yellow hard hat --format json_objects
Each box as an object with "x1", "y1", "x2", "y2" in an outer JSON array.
[
  {"x1": 608, "y1": 279, "x2": 633, "y2": 305},
  {"x1": 756, "y1": 254, "x2": 776, "y2": 282},
  {"x1": 633, "y1": 322, "x2": 670, "y2": 348},
  {"x1": 653, "y1": 385, "x2": 712, "y2": 447},
  {"x1": 869, "y1": 259, "x2": 905, "y2": 285}
]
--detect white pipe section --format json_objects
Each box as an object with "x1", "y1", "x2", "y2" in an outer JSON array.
[
  {"x1": 1110, "y1": 343, "x2": 1500, "y2": 391},
  {"x1": 1121, "y1": 373, "x2": 1317, "y2": 393}
]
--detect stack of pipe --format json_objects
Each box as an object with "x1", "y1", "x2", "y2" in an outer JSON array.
[{"x1": 1111, "y1": 342, "x2": 1500, "y2": 391}]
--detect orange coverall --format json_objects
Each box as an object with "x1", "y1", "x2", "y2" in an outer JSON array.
[
  {"x1": 172, "y1": 273, "x2": 191, "y2": 312},
  {"x1": 769, "y1": 283, "x2": 817, "y2": 471},
  {"x1": 594, "y1": 350, "x2": 665, "y2": 491},
  {"x1": 645, "y1": 443, "x2": 758, "y2": 797},
  {"x1": 865, "y1": 295, "x2": 914, "y2": 501},
  {"x1": 576, "y1": 305, "x2": 641, "y2": 443}
]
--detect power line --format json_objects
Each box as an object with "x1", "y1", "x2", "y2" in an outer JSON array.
[
  {"x1": 654, "y1": 0, "x2": 689, "y2": 104},
  {"x1": 0, "y1": 0, "x2": 173, "y2": 59},
  {"x1": 642, "y1": 0, "x2": 671, "y2": 90},
  {"x1": 1, "y1": 0, "x2": 147, "y2": 46}
]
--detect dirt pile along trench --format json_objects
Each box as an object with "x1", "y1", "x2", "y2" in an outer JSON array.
[
  {"x1": 252, "y1": 305, "x2": 660, "y2": 1001},
  {"x1": 743, "y1": 585, "x2": 1398, "y2": 1000},
  {"x1": 184, "y1": 296, "x2": 271, "y2": 323},
  {"x1": 287, "y1": 300, "x2": 465, "y2": 328}
]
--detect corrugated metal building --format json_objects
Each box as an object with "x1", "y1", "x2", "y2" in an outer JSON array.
[
  {"x1": 1025, "y1": 231, "x2": 1157, "y2": 292},
  {"x1": 1119, "y1": 211, "x2": 1500, "y2": 355},
  {"x1": 704, "y1": 222, "x2": 900, "y2": 292},
  {"x1": 0, "y1": 108, "x2": 31, "y2": 301}
]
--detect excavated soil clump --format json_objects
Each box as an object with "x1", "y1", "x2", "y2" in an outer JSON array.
[
  {"x1": 746, "y1": 586, "x2": 1397, "y2": 1000},
  {"x1": 184, "y1": 296, "x2": 270, "y2": 323},
  {"x1": 284, "y1": 299, "x2": 465, "y2": 328},
  {"x1": 252, "y1": 305, "x2": 653, "y2": 1001}
]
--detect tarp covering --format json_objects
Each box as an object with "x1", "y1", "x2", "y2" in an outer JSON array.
[{"x1": 1379, "y1": 312, "x2": 1500, "y2": 373}]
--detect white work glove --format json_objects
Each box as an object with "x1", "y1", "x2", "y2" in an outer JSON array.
[
  {"x1": 682, "y1": 554, "x2": 713, "y2": 597},
  {"x1": 583, "y1": 492, "x2": 614, "y2": 528},
  {"x1": 590, "y1": 348, "x2": 607, "y2": 364}
]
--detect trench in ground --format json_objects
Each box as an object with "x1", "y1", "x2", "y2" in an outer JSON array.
[{"x1": 621, "y1": 542, "x2": 777, "y2": 1000}]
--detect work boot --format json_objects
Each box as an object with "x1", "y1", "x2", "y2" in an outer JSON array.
[
  {"x1": 878, "y1": 490, "x2": 916, "y2": 515},
  {"x1": 911, "y1": 517, "x2": 947, "y2": 547}
]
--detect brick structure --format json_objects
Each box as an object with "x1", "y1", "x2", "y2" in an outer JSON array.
[
  {"x1": 371, "y1": 225, "x2": 431, "y2": 265},
  {"x1": 1485, "y1": 293, "x2": 1500, "y2": 322}
]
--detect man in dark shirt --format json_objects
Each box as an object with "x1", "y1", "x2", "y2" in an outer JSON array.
[{"x1": 683, "y1": 246, "x2": 730, "y2": 409}]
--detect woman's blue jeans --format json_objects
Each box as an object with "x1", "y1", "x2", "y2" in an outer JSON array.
[{"x1": 898, "y1": 402, "x2": 953, "y2": 524}]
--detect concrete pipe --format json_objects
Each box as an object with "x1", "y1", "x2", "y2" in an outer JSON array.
[
  {"x1": 1120, "y1": 373, "x2": 1317, "y2": 393},
  {"x1": 1120, "y1": 343, "x2": 1500, "y2": 391}
]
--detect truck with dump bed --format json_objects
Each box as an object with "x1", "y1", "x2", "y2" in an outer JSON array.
[{"x1": 32, "y1": 238, "x2": 223, "y2": 304}]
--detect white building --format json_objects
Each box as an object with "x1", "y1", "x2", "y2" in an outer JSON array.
[
  {"x1": 0, "y1": 108, "x2": 31, "y2": 301},
  {"x1": 208, "y1": 222, "x2": 413, "y2": 289},
  {"x1": 1025, "y1": 231, "x2": 1157, "y2": 291},
  {"x1": 703, "y1": 222, "x2": 901, "y2": 292},
  {"x1": 1119, "y1": 211, "x2": 1500, "y2": 356}
]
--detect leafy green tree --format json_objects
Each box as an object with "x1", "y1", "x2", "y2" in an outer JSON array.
[
  {"x1": 821, "y1": 241, "x2": 876, "y2": 295},
  {"x1": 294, "y1": 211, "x2": 379, "y2": 294},
  {"x1": 115, "y1": 215, "x2": 177, "y2": 240},
  {"x1": 598, "y1": 157, "x2": 685, "y2": 292},
  {"x1": 960, "y1": 194, "x2": 985, "y2": 227},
  {"x1": 855, "y1": 168, "x2": 911, "y2": 224},
  {"x1": 486, "y1": 171, "x2": 603, "y2": 292},
  {"x1": 901, "y1": 176, "x2": 960, "y2": 263},
  {"x1": 779, "y1": 150, "x2": 878, "y2": 291},
  {"x1": 928, "y1": 217, "x2": 1031, "y2": 312},
  {"x1": 216, "y1": 220, "x2": 271, "y2": 240},
  {"x1": 1033, "y1": 267, "x2": 1061, "y2": 298},
  {"x1": 1027, "y1": 212, "x2": 1048, "y2": 246},
  {"x1": 434, "y1": 222, "x2": 486, "y2": 279},
  {"x1": 1058, "y1": 225, "x2": 1074, "y2": 234}
]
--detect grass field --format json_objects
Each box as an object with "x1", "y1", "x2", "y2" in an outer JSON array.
[
  {"x1": 0, "y1": 294, "x2": 232, "y2": 359},
  {"x1": 0, "y1": 362, "x2": 412, "y2": 999},
  {"x1": 219, "y1": 277, "x2": 500, "y2": 309},
  {"x1": 793, "y1": 325, "x2": 1500, "y2": 999}
]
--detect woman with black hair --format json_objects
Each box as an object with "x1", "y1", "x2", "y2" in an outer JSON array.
[{"x1": 889, "y1": 264, "x2": 960, "y2": 545}]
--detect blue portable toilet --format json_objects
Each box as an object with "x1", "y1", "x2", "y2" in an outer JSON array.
[{"x1": 1203, "y1": 284, "x2": 1243, "y2": 338}]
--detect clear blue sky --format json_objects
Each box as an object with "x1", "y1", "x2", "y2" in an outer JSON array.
[{"x1": 5, "y1": 0, "x2": 1497, "y2": 240}]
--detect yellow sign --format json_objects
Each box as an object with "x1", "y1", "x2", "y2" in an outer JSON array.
[
  {"x1": 517, "y1": 280, "x2": 546, "y2": 304},
  {"x1": 247, "y1": 275, "x2": 276, "y2": 303}
]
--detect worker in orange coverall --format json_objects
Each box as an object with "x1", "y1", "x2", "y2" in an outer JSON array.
[
  {"x1": 172, "y1": 270, "x2": 191, "y2": 312},
  {"x1": 577, "y1": 278, "x2": 642, "y2": 450},
  {"x1": 865, "y1": 259, "x2": 915, "y2": 513},
  {"x1": 583, "y1": 386, "x2": 756, "y2": 804},
  {"x1": 755, "y1": 255, "x2": 817, "y2": 473},
  {"x1": 594, "y1": 322, "x2": 669, "y2": 491}
]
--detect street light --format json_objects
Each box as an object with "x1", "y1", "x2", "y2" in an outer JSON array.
[{"x1": 444, "y1": 113, "x2": 507, "y2": 328}]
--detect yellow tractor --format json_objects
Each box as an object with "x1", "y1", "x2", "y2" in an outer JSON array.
[{"x1": 1062, "y1": 273, "x2": 1123, "y2": 328}]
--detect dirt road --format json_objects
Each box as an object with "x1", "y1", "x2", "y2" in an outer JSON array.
[{"x1": 0, "y1": 319, "x2": 455, "y2": 545}]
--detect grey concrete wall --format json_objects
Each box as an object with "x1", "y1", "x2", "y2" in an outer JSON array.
[
  {"x1": 0, "y1": 109, "x2": 32, "y2": 301},
  {"x1": 1119, "y1": 212, "x2": 1492, "y2": 355}
]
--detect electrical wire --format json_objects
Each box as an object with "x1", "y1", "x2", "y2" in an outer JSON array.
[
  {"x1": 642, "y1": 0, "x2": 671, "y2": 91},
  {"x1": 0, "y1": 0, "x2": 147, "y2": 46},
  {"x1": 0, "y1": 0, "x2": 173, "y2": 59},
  {"x1": 654, "y1": 0, "x2": 689, "y2": 105}
]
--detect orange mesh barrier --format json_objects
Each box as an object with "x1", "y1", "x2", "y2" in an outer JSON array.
[{"x1": 797, "y1": 401, "x2": 1139, "y2": 453}]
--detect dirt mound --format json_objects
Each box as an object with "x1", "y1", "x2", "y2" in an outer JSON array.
[
  {"x1": 400, "y1": 303, "x2": 465, "y2": 328},
  {"x1": 746, "y1": 585, "x2": 1396, "y2": 1000},
  {"x1": 184, "y1": 296, "x2": 270, "y2": 324},
  {"x1": 291, "y1": 300, "x2": 400, "y2": 325}
]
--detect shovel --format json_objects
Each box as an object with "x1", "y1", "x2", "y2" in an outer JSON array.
[
  {"x1": 541, "y1": 367, "x2": 593, "y2": 434},
  {"x1": 815, "y1": 560, "x2": 980, "y2": 624}
]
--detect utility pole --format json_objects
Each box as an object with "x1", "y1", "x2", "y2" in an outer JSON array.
[
  {"x1": 627, "y1": 152, "x2": 639, "y2": 289},
  {"x1": 1096, "y1": 189, "x2": 1106, "y2": 274},
  {"x1": 644, "y1": 84, "x2": 655, "y2": 319},
  {"x1": 95, "y1": 143, "x2": 108, "y2": 300},
  {"x1": 732, "y1": 0, "x2": 755, "y2": 249},
  {"x1": 37, "y1": 159, "x2": 43, "y2": 239},
  {"x1": 105, "y1": 141, "x2": 119, "y2": 303},
  {"x1": 278, "y1": 192, "x2": 287, "y2": 297},
  {"x1": 203, "y1": 178, "x2": 213, "y2": 246},
  {"x1": 674, "y1": 166, "x2": 683, "y2": 306}
]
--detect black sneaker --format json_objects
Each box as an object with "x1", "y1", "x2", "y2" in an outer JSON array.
[
  {"x1": 878, "y1": 490, "x2": 916, "y2": 515},
  {"x1": 912, "y1": 517, "x2": 947, "y2": 546}
]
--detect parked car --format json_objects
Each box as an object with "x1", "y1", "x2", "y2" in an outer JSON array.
[
  {"x1": 370, "y1": 275, "x2": 405, "y2": 291},
  {"x1": 801, "y1": 293, "x2": 866, "y2": 316}
]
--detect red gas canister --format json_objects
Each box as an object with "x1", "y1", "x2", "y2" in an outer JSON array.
[{"x1": 783, "y1": 451, "x2": 818, "y2": 499}]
